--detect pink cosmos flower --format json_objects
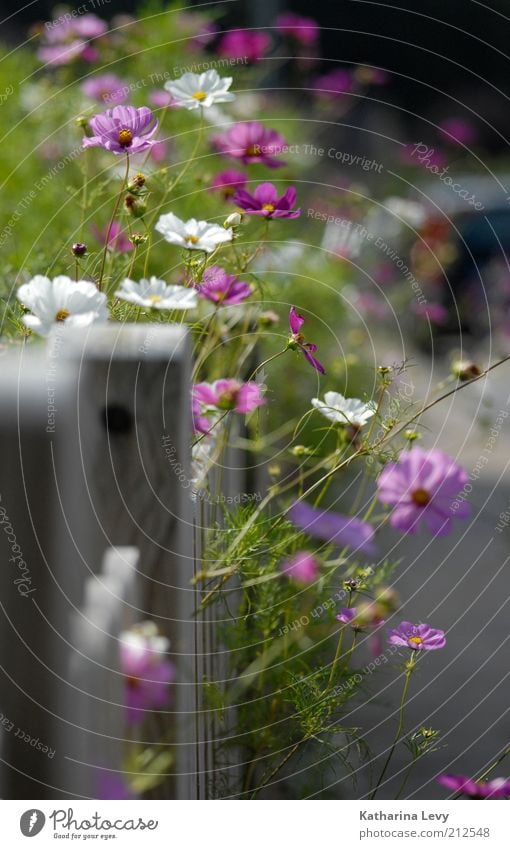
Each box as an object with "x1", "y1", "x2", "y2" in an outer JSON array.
[
  {"x1": 210, "y1": 170, "x2": 247, "y2": 200},
  {"x1": 217, "y1": 29, "x2": 271, "y2": 62},
  {"x1": 337, "y1": 605, "x2": 385, "y2": 629},
  {"x1": 83, "y1": 105, "x2": 158, "y2": 155},
  {"x1": 149, "y1": 90, "x2": 175, "y2": 108},
  {"x1": 388, "y1": 621, "x2": 446, "y2": 651},
  {"x1": 213, "y1": 122, "x2": 288, "y2": 168},
  {"x1": 192, "y1": 379, "x2": 265, "y2": 434},
  {"x1": 437, "y1": 774, "x2": 510, "y2": 799},
  {"x1": 280, "y1": 551, "x2": 319, "y2": 583},
  {"x1": 313, "y1": 68, "x2": 354, "y2": 98},
  {"x1": 440, "y1": 118, "x2": 478, "y2": 146},
  {"x1": 97, "y1": 772, "x2": 136, "y2": 800},
  {"x1": 276, "y1": 13, "x2": 319, "y2": 46},
  {"x1": 119, "y1": 623, "x2": 175, "y2": 725},
  {"x1": 38, "y1": 14, "x2": 107, "y2": 66},
  {"x1": 81, "y1": 74, "x2": 128, "y2": 104},
  {"x1": 413, "y1": 302, "x2": 449, "y2": 324},
  {"x1": 91, "y1": 220, "x2": 133, "y2": 253},
  {"x1": 197, "y1": 266, "x2": 252, "y2": 306},
  {"x1": 287, "y1": 306, "x2": 325, "y2": 374},
  {"x1": 377, "y1": 447, "x2": 471, "y2": 536},
  {"x1": 234, "y1": 182, "x2": 301, "y2": 219},
  {"x1": 289, "y1": 501, "x2": 376, "y2": 556}
]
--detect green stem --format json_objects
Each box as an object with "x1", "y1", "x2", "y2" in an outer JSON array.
[
  {"x1": 475, "y1": 744, "x2": 510, "y2": 783},
  {"x1": 370, "y1": 656, "x2": 416, "y2": 799},
  {"x1": 98, "y1": 152, "x2": 130, "y2": 291}
]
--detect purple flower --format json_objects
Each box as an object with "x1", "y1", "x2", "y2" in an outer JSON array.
[
  {"x1": 213, "y1": 122, "x2": 287, "y2": 168},
  {"x1": 234, "y1": 182, "x2": 301, "y2": 219},
  {"x1": 313, "y1": 69, "x2": 354, "y2": 98},
  {"x1": 192, "y1": 379, "x2": 265, "y2": 434},
  {"x1": 437, "y1": 774, "x2": 510, "y2": 799},
  {"x1": 413, "y1": 302, "x2": 449, "y2": 324},
  {"x1": 280, "y1": 551, "x2": 319, "y2": 583},
  {"x1": 91, "y1": 220, "x2": 133, "y2": 253},
  {"x1": 149, "y1": 89, "x2": 175, "y2": 108},
  {"x1": 287, "y1": 306, "x2": 325, "y2": 374},
  {"x1": 440, "y1": 118, "x2": 478, "y2": 146},
  {"x1": 388, "y1": 621, "x2": 446, "y2": 651},
  {"x1": 81, "y1": 74, "x2": 128, "y2": 104},
  {"x1": 289, "y1": 501, "x2": 376, "y2": 556},
  {"x1": 276, "y1": 13, "x2": 319, "y2": 46},
  {"x1": 217, "y1": 29, "x2": 271, "y2": 62},
  {"x1": 210, "y1": 170, "x2": 247, "y2": 200},
  {"x1": 83, "y1": 105, "x2": 158, "y2": 155},
  {"x1": 120, "y1": 623, "x2": 175, "y2": 725},
  {"x1": 377, "y1": 447, "x2": 471, "y2": 537},
  {"x1": 337, "y1": 604, "x2": 385, "y2": 629},
  {"x1": 38, "y1": 14, "x2": 107, "y2": 66},
  {"x1": 97, "y1": 771, "x2": 136, "y2": 800},
  {"x1": 197, "y1": 266, "x2": 252, "y2": 306}
]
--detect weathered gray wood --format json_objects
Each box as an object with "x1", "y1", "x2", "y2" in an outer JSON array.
[{"x1": 0, "y1": 324, "x2": 197, "y2": 799}]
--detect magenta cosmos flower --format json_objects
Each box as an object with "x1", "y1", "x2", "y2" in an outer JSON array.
[
  {"x1": 337, "y1": 605, "x2": 385, "y2": 629},
  {"x1": 213, "y1": 122, "x2": 287, "y2": 168},
  {"x1": 388, "y1": 621, "x2": 446, "y2": 651},
  {"x1": 119, "y1": 623, "x2": 175, "y2": 725},
  {"x1": 313, "y1": 68, "x2": 354, "y2": 98},
  {"x1": 437, "y1": 774, "x2": 510, "y2": 799},
  {"x1": 210, "y1": 170, "x2": 247, "y2": 200},
  {"x1": 280, "y1": 551, "x2": 319, "y2": 583},
  {"x1": 38, "y1": 14, "x2": 107, "y2": 66},
  {"x1": 234, "y1": 183, "x2": 301, "y2": 219},
  {"x1": 276, "y1": 13, "x2": 319, "y2": 46},
  {"x1": 217, "y1": 29, "x2": 271, "y2": 62},
  {"x1": 377, "y1": 447, "x2": 470, "y2": 536},
  {"x1": 91, "y1": 220, "x2": 132, "y2": 253},
  {"x1": 82, "y1": 74, "x2": 128, "y2": 104},
  {"x1": 440, "y1": 118, "x2": 478, "y2": 146},
  {"x1": 289, "y1": 501, "x2": 376, "y2": 556},
  {"x1": 83, "y1": 105, "x2": 158, "y2": 155},
  {"x1": 192, "y1": 379, "x2": 265, "y2": 434},
  {"x1": 287, "y1": 306, "x2": 325, "y2": 374},
  {"x1": 197, "y1": 266, "x2": 252, "y2": 306}
]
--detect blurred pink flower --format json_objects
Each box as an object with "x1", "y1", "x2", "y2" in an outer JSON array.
[
  {"x1": 38, "y1": 14, "x2": 107, "y2": 66},
  {"x1": 276, "y1": 13, "x2": 319, "y2": 46},
  {"x1": 280, "y1": 551, "x2": 319, "y2": 583},
  {"x1": 217, "y1": 29, "x2": 271, "y2": 62},
  {"x1": 91, "y1": 220, "x2": 133, "y2": 253},
  {"x1": 197, "y1": 266, "x2": 252, "y2": 306},
  {"x1": 413, "y1": 301, "x2": 448, "y2": 324},
  {"x1": 120, "y1": 623, "x2": 175, "y2": 725},
  {"x1": 213, "y1": 122, "x2": 288, "y2": 168},
  {"x1": 288, "y1": 306, "x2": 325, "y2": 374},
  {"x1": 440, "y1": 118, "x2": 478, "y2": 146},
  {"x1": 81, "y1": 74, "x2": 127, "y2": 104},
  {"x1": 313, "y1": 68, "x2": 354, "y2": 98},
  {"x1": 210, "y1": 169, "x2": 247, "y2": 200}
]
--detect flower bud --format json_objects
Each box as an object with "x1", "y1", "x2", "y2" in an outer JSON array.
[
  {"x1": 71, "y1": 242, "x2": 87, "y2": 257},
  {"x1": 291, "y1": 444, "x2": 312, "y2": 457},
  {"x1": 404, "y1": 428, "x2": 421, "y2": 442},
  {"x1": 452, "y1": 359, "x2": 482, "y2": 381},
  {"x1": 127, "y1": 173, "x2": 146, "y2": 194},
  {"x1": 224, "y1": 211, "x2": 243, "y2": 228},
  {"x1": 76, "y1": 115, "x2": 89, "y2": 130},
  {"x1": 124, "y1": 194, "x2": 147, "y2": 218},
  {"x1": 129, "y1": 232, "x2": 148, "y2": 246},
  {"x1": 258, "y1": 310, "x2": 279, "y2": 327}
]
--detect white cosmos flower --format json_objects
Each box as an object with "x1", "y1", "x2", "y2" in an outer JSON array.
[
  {"x1": 311, "y1": 392, "x2": 376, "y2": 427},
  {"x1": 115, "y1": 277, "x2": 198, "y2": 310},
  {"x1": 164, "y1": 69, "x2": 235, "y2": 110},
  {"x1": 17, "y1": 275, "x2": 108, "y2": 337},
  {"x1": 155, "y1": 212, "x2": 233, "y2": 253}
]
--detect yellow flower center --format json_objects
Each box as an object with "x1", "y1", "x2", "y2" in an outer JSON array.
[
  {"x1": 185, "y1": 235, "x2": 199, "y2": 244},
  {"x1": 55, "y1": 309, "x2": 70, "y2": 322},
  {"x1": 118, "y1": 128, "x2": 133, "y2": 147},
  {"x1": 408, "y1": 636, "x2": 423, "y2": 646},
  {"x1": 192, "y1": 90, "x2": 208, "y2": 101},
  {"x1": 246, "y1": 144, "x2": 260, "y2": 157},
  {"x1": 147, "y1": 295, "x2": 163, "y2": 304},
  {"x1": 262, "y1": 203, "x2": 275, "y2": 213},
  {"x1": 412, "y1": 487, "x2": 430, "y2": 506}
]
